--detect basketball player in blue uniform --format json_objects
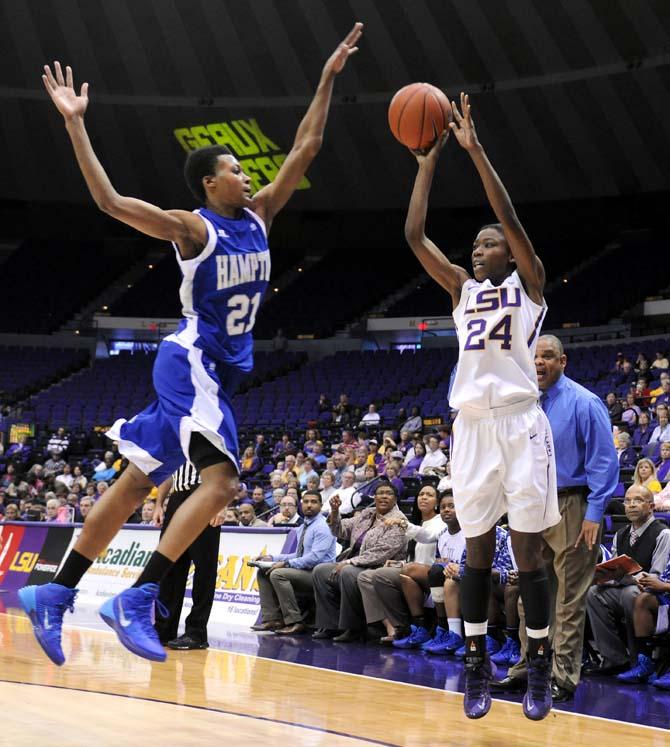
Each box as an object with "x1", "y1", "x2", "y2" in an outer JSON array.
[
  {"x1": 404, "y1": 93, "x2": 560, "y2": 721},
  {"x1": 19, "y1": 22, "x2": 363, "y2": 665}
]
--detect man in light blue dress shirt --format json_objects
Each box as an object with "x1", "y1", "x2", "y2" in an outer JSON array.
[
  {"x1": 253, "y1": 490, "x2": 336, "y2": 635},
  {"x1": 495, "y1": 335, "x2": 619, "y2": 701}
]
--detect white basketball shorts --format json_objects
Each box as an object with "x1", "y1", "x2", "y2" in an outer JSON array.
[{"x1": 451, "y1": 399, "x2": 560, "y2": 538}]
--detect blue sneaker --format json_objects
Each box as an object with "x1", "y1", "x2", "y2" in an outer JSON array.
[
  {"x1": 464, "y1": 655, "x2": 496, "y2": 719},
  {"x1": 392, "y1": 625, "x2": 431, "y2": 649},
  {"x1": 99, "y1": 583, "x2": 168, "y2": 662},
  {"x1": 420, "y1": 625, "x2": 448, "y2": 651},
  {"x1": 424, "y1": 629, "x2": 464, "y2": 656},
  {"x1": 523, "y1": 654, "x2": 553, "y2": 721},
  {"x1": 455, "y1": 635, "x2": 501, "y2": 658},
  {"x1": 491, "y1": 637, "x2": 521, "y2": 666},
  {"x1": 616, "y1": 654, "x2": 656, "y2": 684},
  {"x1": 652, "y1": 670, "x2": 670, "y2": 690},
  {"x1": 18, "y1": 583, "x2": 78, "y2": 666}
]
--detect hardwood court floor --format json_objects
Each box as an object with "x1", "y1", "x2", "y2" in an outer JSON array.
[{"x1": 1, "y1": 611, "x2": 667, "y2": 747}]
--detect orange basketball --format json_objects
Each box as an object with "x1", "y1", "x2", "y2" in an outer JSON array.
[{"x1": 388, "y1": 83, "x2": 452, "y2": 151}]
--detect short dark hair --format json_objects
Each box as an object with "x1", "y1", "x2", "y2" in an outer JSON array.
[
  {"x1": 302, "y1": 489, "x2": 322, "y2": 503},
  {"x1": 184, "y1": 145, "x2": 232, "y2": 203},
  {"x1": 375, "y1": 479, "x2": 398, "y2": 499},
  {"x1": 480, "y1": 222, "x2": 505, "y2": 236}
]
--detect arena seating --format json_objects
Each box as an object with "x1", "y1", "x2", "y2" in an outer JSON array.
[{"x1": 0, "y1": 346, "x2": 89, "y2": 403}]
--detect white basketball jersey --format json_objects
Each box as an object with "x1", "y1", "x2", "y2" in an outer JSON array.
[
  {"x1": 437, "y1": 527, "x2": 466, "y2": 563},
  {"x1": 450, "y1": 271, "x2": 546, "y2": 410}
]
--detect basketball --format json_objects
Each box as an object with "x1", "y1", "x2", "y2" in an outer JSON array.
[{"x1": 388, "y1": 82, "x2": 452, "y2": 151}]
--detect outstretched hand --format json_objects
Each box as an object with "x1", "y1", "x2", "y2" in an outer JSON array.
[
  {"x1": 323, "y1": 22, "x2": 363, "y2": 77},
  {"x1": 411, "y1": 126, "x2": 449, "y2": 165},
  {"x1": 43, "y1": 61, "x2": 89, "y2": 121},
  {"x1": 449, "y1": 92, "x2": 480, "y2": 152}
]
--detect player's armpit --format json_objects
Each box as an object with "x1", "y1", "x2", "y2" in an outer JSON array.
[{"x1": 407, "y1": 234, "x2": 470, "y2": 304}]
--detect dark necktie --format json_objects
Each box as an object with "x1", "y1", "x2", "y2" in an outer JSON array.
[
  {"x1": 540, "y1": 392, "x2": 549, "y2": 412},
  {"x1": 296, "y1": 524, "x2": 307, "y2": 557}
]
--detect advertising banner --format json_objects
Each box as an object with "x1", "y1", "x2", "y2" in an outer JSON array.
[{"x1": 0, "y1": 524, "x2": 49, "y2": 590}]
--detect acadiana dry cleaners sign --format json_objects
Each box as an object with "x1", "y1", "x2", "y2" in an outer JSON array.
[{"x1": 174, "y1": 119, "x2": 311, "y2": 194}]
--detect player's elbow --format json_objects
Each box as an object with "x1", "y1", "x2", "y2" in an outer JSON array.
[
  {"x1": 96, "y1": 193, "x2": 122, "y2": 217},
  {"x1": 404, "y1": 224, "x2": 424, "y2": 250},
  {"x1": 300, "y1": 135, "x2": 323, "y2": 159}
]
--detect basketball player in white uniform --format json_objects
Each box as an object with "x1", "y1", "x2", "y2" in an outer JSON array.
[{"x1": 404, "y1": 93, "x2": 560, "y2": 722}]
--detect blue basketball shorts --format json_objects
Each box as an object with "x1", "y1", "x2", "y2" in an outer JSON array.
[{"x1": 107, "y1": 340, "x2": 241, "y2": 486}]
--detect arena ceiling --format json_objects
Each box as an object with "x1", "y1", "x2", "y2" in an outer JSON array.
[{"x1": 1, "y1": 0, "x2": 669, "y2": 212}]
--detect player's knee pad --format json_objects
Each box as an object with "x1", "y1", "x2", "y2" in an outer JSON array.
[{"x1": 427, "y1": 563, "x2": 445, "y2": 588}]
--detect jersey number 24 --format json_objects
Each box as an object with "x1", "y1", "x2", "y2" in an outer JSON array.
[{"x1": 463, "y1": 315, "x2": 512, "y2": 351}]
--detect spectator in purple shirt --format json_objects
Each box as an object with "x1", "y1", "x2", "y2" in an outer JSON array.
[
  {"x1": 273, "y1": 433, "x2": 295, "y2": 460},
  {"x1": 654, "y1": 380, "x2": 670, "y2": 410},
  {"x1": 615, "y1": 432, "x2": 637, "y2": 470},
  {"x1": 385, "y1": 464, "x2": 405, "y2": 498},
  {"x1": 633, "y1": 412, "x2": 654, "y2": 448},
  {"x1": 656, "y1": 442, "x2": 670, "y2": 484},
  {"x1": 401, "y1": 442, "x2": 426, "y2": 477}
]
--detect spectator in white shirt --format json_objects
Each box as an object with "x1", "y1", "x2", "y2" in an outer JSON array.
[
  {"x1": 419, "y1": 435, "x2": 448, "y2": 475},
  {"x1": 320, "y1": 471, "x2": 337, "y2": 509},
  {"x1": 54, "y1": 463, "x2": 74, "y2": 490},
  {"x1": 328, "y1": 468, "x2": 357, "y2": 515},
  {"x1": 359, "y1": 403, "x2": 381, "y2": 428}
]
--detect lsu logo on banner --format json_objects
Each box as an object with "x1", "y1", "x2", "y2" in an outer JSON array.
[
  {"x1": 0, "y1": 526, "x2": 26, "y2": 585},
  {"x1": 173, "y1": 118, "x2": 311, "y2": 194}
]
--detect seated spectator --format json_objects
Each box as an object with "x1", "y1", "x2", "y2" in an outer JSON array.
[
  {"x1": 238, "y1": 504, "x2": 267, "y2": 527},
  {"x1": 253, "y1": 490, "x2": 336, "y2": 635},
  {"x1": 318, "y1": 393, "x2": 331, "y2": 414},
  {"x1": 72, "y1": 464, "x2": 87, "y2": 490},
  {"x1": 616, "y1": 551, "x2": 670, "y2": 686},
  {"x1": 253, "y1": 433, "x2": 266, "y2": 460},
  {"x1": 633, "y1": 458, "x2": 662, "y2": 495},
  {"x1": 359, "y1": 403, "x2": 381, "y2": 428},
  {"x1": 312, "y1": 483, "x2": 407, "y2": 641},
  {"x1": 303, "y1": 429, "x2": 319, "y2": 455},
  {"x1": 400, "y1": 406, "x2": 423, "y2": 434},
  {"x1": 1, "y1": 464, "x2": 16, "y2": 489},
  {"x1": 437, "y1": 462, "x2": 453, "y2": 493},
  {"x1": 273, "y1": 433, "x2": 295, "y2": 460},
  {"x1": 401, "y1": 442, "x2": 426, "y2": 477},
  {"x1": 331, "y1": 469, "x2": 358, "y2": 515},
  {"x1": 398, "y1": 430, "x2": 413, "y2": 455},
  {"x1": 635, "y1": 353, "x2": 650, "y2": 377},
  {"x1": 633, "y1": 412, "x2": 654, "y2": 448},
  {"x1": 267, "y1": 493, "x2": 303, "y2": 527},
  {"x1": 294, "y1": 451, "x2": 308, "y2": 477},
  {"x1": 585, "y1": 485, "x2": 670, "y2": 675},
  {"x1": 84, "y1": 483, "x2": 97, "y2": 500},
  {"x1": 271, "y1": 487, "x2": 286, "y2": 508},
  {"x1": 285, "y1": 472, "x2": 300, "y2": 492},
  {"x1": 250, "y1": 486, "x2": 273, "y2": 519},
  {"x1": 437, "y1": 426, "x2": 450, "y2": 450},
  {"x1": 3, "y1": 503, "x2": 21, "y2": 521},
  {"x1": 5, "y1": 435, "x2": 31, "y2": 466},
  {"x1": 358, "y1": 485, "x2": 443, "y2": 642},
  {"x1": 615, "y1": 432, "x2": 637, "y2": 470},
  {"x1": 281, "y1": 454, "x2": 298, "y2": 485},
  {"x1": 367, "y1": 439, "x2": 383, "y2": 466},
  {"x1": 299, "y1": 457, "x2": 319, "y2": 489},
  {"x1": 650, "y1": 372, "x2": 670, "y2": 404},
  {"x1": 96, "y1": 481, "x2": 109, "y2": 498},
  {"x1": 140, "y1": 500, "x2": 156, "y2": 525},
  {"x1": 384, "y1": 464, "x2": 404, "y2": 498},
  {"x1": 656, "y1": 442, "x2": 670, "y2": 484},
  {"x1": 265, "y1": 471, "x2": 284, "y2": 502},
  {"x1": 419, "y1": 435, "x2": 447, "y2": 475},
  {"x1": 46, "y1": 427, "x2": 70, "y2": 456},
  {"x1": 620, "y1": 393, "x2": 641, "y2": 429},
  {"x1": 654, "y1": 379, "x2": 670, "y2": 410},
  {"x1": 320, "y1": 471, "x2": 337, "y2": 508},
  {"x1": 305, "y1": 474, "x2": 320, "y2": 493},
  {"x1": 634, "y1": 378, "x2": 652, "y2": 409},
  {"x1": 331, "y1": 452, "x2": 347, "y2": 487},
  {"x1": 239, "y1": 447, "x2": 261, "y2": 480},
  {"x1": 338, "y1": 429, "x2": 357, "y2": 452},
  {"x1": 356, "y1": 464, "x2": 378, "y2": 495},
  {"x1": 606, "y1": 392, "x2": 624, "y2": 424},
  {"x1": 45, "y1": 498, "x2": 60, "y2": 522},
  {"x1": 79, "y1": 496, "x2": 94, "y2": 521},
  {"x1": 311, "y1": 441, "x2": 327, "y2": 467},
  {"x1": 94, "y1": 453, "x2": 118, "y2": 482},
  {"x1": 333, "y1": 393, "x2": 351, "y2": 426},
  {"x1": 55, "y1": 463, "x2": 74, "y2": 490},
  {"x1": 223, "y1": 507, "x2": 239, "y2": 526},
  {"x1": 650, "y1": 409, "x2": 670, "y2": 446},
  {"x1": 651, "y1": 350, "x2": 670, "y2": 371}
]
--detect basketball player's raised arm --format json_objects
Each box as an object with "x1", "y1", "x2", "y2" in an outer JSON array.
[
  {"x1": 253, "y1": 22, "x2": 363, "y2": 230},
  {"x1": 404, "y1": 134, "x2": 470, "y2": 307},
  {"x1": 42, "y1": 62, "x2": 206, "y2": 251},
  {"x1": 450, "y1": 93, "x2": 545, "y2": 305}
]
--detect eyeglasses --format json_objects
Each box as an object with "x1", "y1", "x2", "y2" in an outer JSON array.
[{"x1": 623, "y1": 498, "x2": 647, "y2": 506}]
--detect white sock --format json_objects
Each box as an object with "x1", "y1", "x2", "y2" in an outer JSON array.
[
  {"x1": 526, "y1": 626, "x2": 549, "y2": 639},
  {"x1": 464, "y1": 620, "x2": 488, "y2": 637},
  {"x1": 447, "y1": 618, "x2": 462, "y2": 637}
]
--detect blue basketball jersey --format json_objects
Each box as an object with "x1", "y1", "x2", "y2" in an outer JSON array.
[{"x1": 168, "y1": 207, "x2": 270, "y2": 371}]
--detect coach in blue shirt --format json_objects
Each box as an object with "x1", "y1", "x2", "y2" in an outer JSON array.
[
  {"x1": 253, "y1": 490, "x2": 336, "y2": 636},
  {"x1": 496, "y1": 335, "x2": 618, "y2": 701}
]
